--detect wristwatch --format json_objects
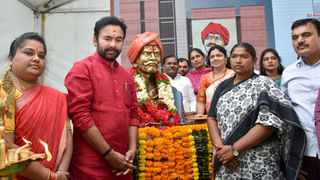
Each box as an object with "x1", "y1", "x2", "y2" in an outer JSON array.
[{"x1": 231, "y1": 144, "x2": 239, "y2": 157}]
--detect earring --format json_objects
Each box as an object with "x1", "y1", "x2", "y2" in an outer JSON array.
[
  {"x1": 277, "y1": 66, "x2": 281, "y2": 74},
  {"x1": 9, "y1": 63, "x2": 12, "y2": 70}
]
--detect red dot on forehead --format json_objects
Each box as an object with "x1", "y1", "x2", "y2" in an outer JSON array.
[{"x1": 113, "y1": 29, "x2": 117, "y2": 33}]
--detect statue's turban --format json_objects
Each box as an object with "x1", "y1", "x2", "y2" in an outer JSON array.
[
  {"x1": 201, "y1": 22, "x2": 229, "y2": 45},
  {"x1": 127, "y1": 32, "x2": 163, "y2": 64}
]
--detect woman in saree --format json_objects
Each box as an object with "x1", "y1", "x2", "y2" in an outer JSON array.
[
  {"x1": 207, "y1": 42, "x2": 306, "y2": 180},
  {"x1": 186, "y1": 48, "x2": 212, "y2": 94},
  {"x1": 1, "y1": 32, "x2": 72, "y2": 180},
  {"x1": 259, "y1": 48, "x2": 284, "y2": 87},
  {"x1": 196, "y1": 45, "x2": 234, "y2": 115}
]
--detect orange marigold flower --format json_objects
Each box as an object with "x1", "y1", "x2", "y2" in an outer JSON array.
[
  {"x1": 161, "y1": 148, "x2": 168, "y2": 154},
  {"x1": 181, "y1": 136, "x2": 189, "y2": 142},
  {"x1": 176, "y1": 169, "x2": 184, "y2": 174},
  {"x1": 173, "y1": 143, "x2": 181, "y2": 148},
  {"x1": 153, "y1": 156, "x2": 161, "y2": 161},
  {"x1": 176, "y1": 151, "x2": 183, "y2": 156},
  {"x1": 168, "y1": 147, "x2": 175, "y2": 153},
  {"x1": 145, "y1": 172, "x2": 152, "y2": 178},
  {"x1": 154, "y1": 138, "x2": 163, "y2": 146},
  {"x1": 146, "y1": 146, "x2": 153, "y2": 152},
  {"x1": 145, "y1": 160, "x2": 153, "y2": 167},
  {"x1": 183, "y1": 148, "x2": 191, "y2": 154},
  {"x1": 175, "y1": 163, "x2": 184, "y2": 170},
  {"x1": 173, "y1": 132, "x2": 182, "y2": 139},
  {"x1": 153, "y1": 167, "x2": 162, "y2": 174},
  {"x1": 176, "y1": 155, "x2": 184, "y2": 160},
  {"x1": 169, "y1": 173, "x2": 178, "y2": 180},
  {"x1": 168, "y1": 161, "x2": 175, "y2": 167},
  {"x1": 146, "y1": 139, "x2": 154, "y2": 147},
  {"x1": 146, "y1": 153, "x2": 153, "y2": 159},
  {"x1": 153, "y1": 148, "x2": 160, "y2": 153},
  {"x1": 150, "y1": 127, "x2": 161, "y2": 137},
  {"x1": 153, "y1": 175, "x2": 161, "y2": 180},
  {"x1": 161, "y1": 164, "x2": 168, "y2": 169},
  {"x1": 168, "y1": 156, "x2": 175, "y2": 162},
  {"x1": 153, "y1": 161, "x2": 162, "y2": 167},
  {"x1": 175, "y1": 139, "x2": 182, "y2": 144}
]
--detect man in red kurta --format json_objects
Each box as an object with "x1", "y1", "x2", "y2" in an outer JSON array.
[{"x1": 65, "y1": 16, "x2": 139, "y2": 179}]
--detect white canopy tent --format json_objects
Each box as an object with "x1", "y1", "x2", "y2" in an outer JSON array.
[
  {"x1": 0, "y1": 0, "x2": 111, "y2": 92},
  {"x1": 18, "y1": 0, "x2": 75, "y2": 13}
]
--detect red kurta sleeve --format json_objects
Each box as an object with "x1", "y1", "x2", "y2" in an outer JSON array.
[
  {"x1": 65, "y1": 61, "x2": 95, "y2": 133},
  {"x1": 129, "y1": 76, "x2": 139, "y2": 126}
]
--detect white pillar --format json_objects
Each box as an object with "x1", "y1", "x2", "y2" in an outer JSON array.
[{"x1": 175, "y1": 0, "x2": 188, "y2": 58}]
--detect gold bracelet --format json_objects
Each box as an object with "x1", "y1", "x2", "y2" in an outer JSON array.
[{"x1": 46, "y1": 169, "x2": 51, "y2": 180}]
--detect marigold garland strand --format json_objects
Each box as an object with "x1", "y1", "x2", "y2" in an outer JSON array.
[{"x1": 134, "y1": 125, "x2": 213, "y2": 180}]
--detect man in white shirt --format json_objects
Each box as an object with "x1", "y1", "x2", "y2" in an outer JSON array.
[
  {"x1": 162, "y1": 55, "x2": 196, "y2": 116},
  {"x1": 178, "y1": 58, "x2": 190, "y2": 76},
  {"x1": 282, "y1": 18, "x2": 320, "y2": 180}
]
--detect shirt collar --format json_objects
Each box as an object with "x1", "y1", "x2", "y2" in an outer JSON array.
[
  {"x1": 165, "y1": 73, "x2": 179, "y2": 80},
  {"x1": 296, "y1": 56, "x2": 320, "y2": 68},
  {"x1": 94, "y1": 52, "x2": 119, "y2": 69},
  {"x1": 296, "y1": 57, "x2": 303, "y2": 68}
]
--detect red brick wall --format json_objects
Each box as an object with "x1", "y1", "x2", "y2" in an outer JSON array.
[
  {"x1": 191, "y1": 7, "x2": 236, "y2": 20},
  {"x1": 240, "y1": 6, "x2": 267, "y2": 69},
  {"x1": 120, "y1": 0, "x2": 141, "y2": 69}
]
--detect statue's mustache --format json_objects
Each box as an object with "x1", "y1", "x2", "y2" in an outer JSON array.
[{"x1": 143, "y1": 61, "x2": 158, "y2": 65}]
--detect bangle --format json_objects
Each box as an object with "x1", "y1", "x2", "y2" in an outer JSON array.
[
  {"x1": 46, "y1": 169, "x2": 51, "y2": 180},
  {"x1": 102, "y1": 147, "x2": 112, "y2": 157}
]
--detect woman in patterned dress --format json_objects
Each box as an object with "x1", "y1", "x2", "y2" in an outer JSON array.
[
  {"x1": 207, "y1": 42, "x2": 306, "y2": 180},
  {"x1": 259, "y1": 48, "x2": 284, "y2": 87},
  {"x1": 196, "y1": 45, "x2": 234, "y2": 115}
]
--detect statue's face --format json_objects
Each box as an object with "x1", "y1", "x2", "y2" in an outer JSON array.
[
  {"x1": 204, "y1": 33, "x2": 225, "y2": 52},
  {"x1": 134, "y1": 45, "x2": 161, "y2": 74}
]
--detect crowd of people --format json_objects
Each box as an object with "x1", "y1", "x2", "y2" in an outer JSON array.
[{"x1": 0, "y1": 16, "x2": 319, "y2": 180}]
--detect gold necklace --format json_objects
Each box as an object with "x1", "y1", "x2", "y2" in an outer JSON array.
[
  {"x1": 212, "y1": 68, "x2": 227, "y2": 81},
  {"x1": 10, "y1": 72, "x2": 27, "y2": 92}
]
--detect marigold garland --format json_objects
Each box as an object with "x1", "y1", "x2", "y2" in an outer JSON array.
[
  {"x1": 192, "y1": 129, "x2": 210, "y2": 179},
  {"x1": 130, "y1": 67, "x2": 180, "y2": 127},
  {"x1": 135, "y1": 125, "x2": 213, "y2": 180},
  {"x1": 189, "y1": 131, "x2": 199, "y2": 180}
]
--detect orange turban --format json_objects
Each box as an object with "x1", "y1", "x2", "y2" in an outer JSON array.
[
  {"x1": 201, "y1": 22, "x2": 229, "y2": 45},
  {"x1": 127, "y1": 32, "x2": 163, "y2": 64}
]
